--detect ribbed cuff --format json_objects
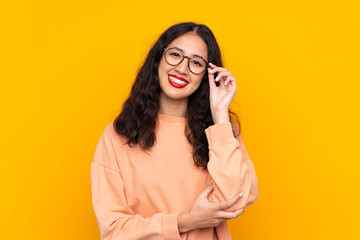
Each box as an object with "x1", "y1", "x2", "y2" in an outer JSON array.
[
  {"x1": 205, "y1": 122, "x2": 234, "y2": 147},
  {"x1": 161, "y1": 214, "x2": 181, "y2": 240}
]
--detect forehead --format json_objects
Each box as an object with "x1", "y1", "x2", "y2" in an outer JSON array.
[{"x1": 166, "y1": 33, "x2": 208, "y2": 59}]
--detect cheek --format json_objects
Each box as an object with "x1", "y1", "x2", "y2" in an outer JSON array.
[
  {"x1": 195, "y1": 75, "x2": 205, "y2": 86},
  {"x1": 158, "y1": 60, "x2": 164, "y2": 74},
  {"x1": 159, "y1": 56, "x2": 170, "y2": 71},
  {"x1": 190, "y1": 76, "x2": 205, "y2": 93}
]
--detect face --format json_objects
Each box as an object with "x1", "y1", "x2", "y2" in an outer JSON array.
[{"x1": 158, "y1": 32, "x2": 208, "y2": 102}]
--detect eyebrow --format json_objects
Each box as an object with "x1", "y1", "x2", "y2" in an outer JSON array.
[{"x1": 172, "y1": 47, "x2": 207, "y2": 61}]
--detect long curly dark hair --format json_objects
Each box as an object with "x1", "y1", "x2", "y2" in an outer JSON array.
[{"x1": 113, "y1": 22, "x2": 240, "y2": 169}]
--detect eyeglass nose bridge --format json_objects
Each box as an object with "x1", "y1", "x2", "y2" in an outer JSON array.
[
  {"x1": 167, "y1": 53, "x2": 192, "y2": 73},
  {"x1": 179, "y1": 55, "x2": 192, "y2": 70}
]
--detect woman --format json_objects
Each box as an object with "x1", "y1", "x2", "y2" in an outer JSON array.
[{"x1": 90, "y1": 22, "x2": 259, "y2": 240}]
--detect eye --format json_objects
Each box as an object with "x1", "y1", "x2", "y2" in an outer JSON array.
[
  {"x1": 192, "y1": 60, "x2": 203, "y2": 67},
  {"x1": 170, "y1": 52, "x2": 181, "y2": 58}
]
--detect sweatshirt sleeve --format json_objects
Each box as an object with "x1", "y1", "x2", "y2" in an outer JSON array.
[
  {"x1": 205, "y1": 121, "x2": 259, "y2": 212},
  {"x1": 90, "y1": 125, "x2": 181, "y2": 240}
]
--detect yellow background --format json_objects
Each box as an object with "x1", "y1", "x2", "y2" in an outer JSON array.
[{"x1": 1, "y1": 0, "x2": 359, "y2": 239}]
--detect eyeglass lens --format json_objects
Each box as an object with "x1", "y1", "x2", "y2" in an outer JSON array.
[{"x1": 165, "y1": 48, "x2": 206, "y2": 74}]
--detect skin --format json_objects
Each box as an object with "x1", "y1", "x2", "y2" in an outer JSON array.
[
  {"x1": 157, "y1": 32, "x2": 243, "y2": 232},
  {"x1": 178, "y1": 185, "x2": 244, "y2": 233},
  {"x1": 158, "y1": 32, "x2": 207, "y2": 118}
]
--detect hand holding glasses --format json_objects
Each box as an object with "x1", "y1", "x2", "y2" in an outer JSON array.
[
  {"x1": 163, "y1": 47, "x2": 236, "y2": 123},
  {"x1": 163, "y1": 47, "x2": 235, "y2": 89}
]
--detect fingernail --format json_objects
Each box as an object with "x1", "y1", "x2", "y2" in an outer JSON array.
[{"x1": 239, "y1": 193, "x2": 243, "y2": 198}]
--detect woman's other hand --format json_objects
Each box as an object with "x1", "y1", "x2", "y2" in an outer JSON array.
[
  {"x1": 207, "y1": 63, "x2": 237, "y2": 124},
  {"x1": 177, "y1": 184, "x2": 244, "y2": 233}
]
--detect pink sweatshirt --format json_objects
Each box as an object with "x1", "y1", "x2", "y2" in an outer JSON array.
[{"x1": 90, "y1": 113, "x2": 259, "y2": 240}]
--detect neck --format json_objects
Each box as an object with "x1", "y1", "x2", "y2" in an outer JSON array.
[{"x1": 159, "y1": 93, "x2": 188, "y2": 117}]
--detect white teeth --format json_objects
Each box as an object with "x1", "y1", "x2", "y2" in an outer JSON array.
[{"x1": 169, "y1": 76, "x2": 188, "y2": 86}]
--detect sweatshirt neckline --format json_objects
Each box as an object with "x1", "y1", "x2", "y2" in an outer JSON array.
[{"x1": 157, "y1": 113, "x2": 187, "y2": 123}]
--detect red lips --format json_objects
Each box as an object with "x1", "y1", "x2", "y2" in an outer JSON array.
[{"x1": 168, "y1": 74, "x2": 189, "y2": 88}]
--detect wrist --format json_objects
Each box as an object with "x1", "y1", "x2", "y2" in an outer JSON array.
[
  {"x1": 177, "y1": 212, "x2": 192, "y2": 233},
  {"x1": 212, "y1": 112, "x2": 230, "y2": 125}
]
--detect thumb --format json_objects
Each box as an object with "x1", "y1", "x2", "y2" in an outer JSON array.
[{"x1": 207, "y1": 66, "x2": 216, "y2": 91}]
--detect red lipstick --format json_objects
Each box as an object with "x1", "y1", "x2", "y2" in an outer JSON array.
[{"x1": 168, "y1": 74, "x2": 189, "y2": 88}]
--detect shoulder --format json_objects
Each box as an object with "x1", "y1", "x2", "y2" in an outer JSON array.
[
  {"x1": 93, "y1": 122, "x2": 129, "y2": 163},
  {"x1": 103, "y1": 122, "x2": 128, "y2": 145},
  {"x1": 92, "y1": 122, "x2": 129, "y2": 171},
  {"x1": 103, "y1": 122, "x2": 115, "y2": 138}
]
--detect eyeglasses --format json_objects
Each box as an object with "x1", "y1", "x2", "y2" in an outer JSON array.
[{"x1": 163, "y1": 47, "x2": 210, "y2": 75}]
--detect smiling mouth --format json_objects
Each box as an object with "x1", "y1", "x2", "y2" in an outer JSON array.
[{"x1": 168, "y1": 74, "x2": 189, "y2": 88}]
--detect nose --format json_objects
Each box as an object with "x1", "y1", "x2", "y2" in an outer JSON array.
[{"x1": 174, "y1": 57, "x2": 190, "y2": 75}]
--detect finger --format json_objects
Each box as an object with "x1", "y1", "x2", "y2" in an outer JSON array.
[
  {"x1": 207, "y1": 66, "x2": 216, "y2": 90},
  {"x1": 209, "y1": 63, "x2": 228, "y2": 74},
  {"x1": 223, "y1": 76, "x2": 231, "y2": 86},
  {"x1": 213, "y1": 193, "x2": 243, "y2": 210},
  {"x1": 210, "y1": 67, "x2": 228, "y2": 75},
  {"x1": 224, "y1": 76, "x2": 235, "y2": 86},
  {"x1": 214, "y1": 72, "x2": 231, "y2": 82},
  {"x1": 227, "y1": 76, "x2": 236, "y2": 86},
  {"x1": 215, "y1": 72, "x2": 232, "y2": 83},
  {"x1": 219, "y1": 208, "x2": 245, "y2": 220},
  {"x1": 209, "y1": 62, "x2": 217, "y2": 68},
  {"x1": 199, "y1": 184, "x2": 214, "y2": 198},
  {"x1": 227, "y1": 77, "x2": 237, "y2": 92},
  {"x1": 224, "y1": 76, "x2": 231, "y2": 86}
]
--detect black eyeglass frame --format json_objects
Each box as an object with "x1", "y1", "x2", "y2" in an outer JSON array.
[{"x1": 163, "y1": 47, "x2": 210, "y2": 75}]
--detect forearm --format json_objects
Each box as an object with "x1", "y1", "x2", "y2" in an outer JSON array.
[{"x1": 205, "y1": 122, "x2": 259, "y2": 211}]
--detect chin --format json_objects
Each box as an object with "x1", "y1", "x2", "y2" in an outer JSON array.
[{"x1": 161, "y1": 90, "x2": 190, "y2": 101}]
